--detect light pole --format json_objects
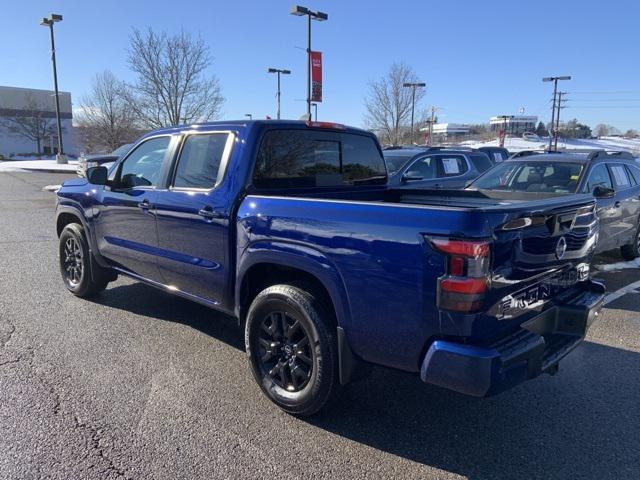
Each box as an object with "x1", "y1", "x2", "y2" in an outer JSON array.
[
  {"x1": 543, "y1": 75, "x2": 571, "y2": 151},
  {"x1": 40, "y1": 13, "x2": 65, "y2": 163},
  {"x1": 268, "y1": 68, "x2": 291, "y2": 119},
  {"x1": 403, "y1": 82, "x2": 426, "y2": 144},
  {"x1": 311, "y1": 102, "x2": 318, "y2": 121},
  {"x1": 290, "y1": 5, "x2": 327, "y2": 120},
  {"x1": 245, "y1": 113, "x2": 252, "y2": 120}
]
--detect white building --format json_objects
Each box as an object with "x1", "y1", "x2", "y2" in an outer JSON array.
[
  {"x1": 489, "y1": 115, "x2": 538, "y2": 135},
  {"x1": 0, "y1": 86, "x2": 76, "y2": 157},
  {"x1": 420, "y1": 123, "x2": 470, "y2": 140}
]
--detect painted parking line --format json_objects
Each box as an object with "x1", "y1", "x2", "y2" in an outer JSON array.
[{"x1": 603, "y1": 279, "x2": 640, "y2": 306}]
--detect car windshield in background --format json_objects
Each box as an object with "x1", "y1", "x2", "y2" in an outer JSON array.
[
  {"x1": 112, "y1": 143, "x2": 133, "y2": 156},
  {"x1": 471, "y1": 161, "x2": 584, "y2": 193},
  {"x1": 383, "y1": 154, "x2": 412, "y2": 174}
]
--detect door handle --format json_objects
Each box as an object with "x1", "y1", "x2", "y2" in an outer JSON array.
[
  {"x1": 138, "y1": 199, "x2": 151, "y2": 211},
  {"x1": 198, "y1": 207, "x2": 223, "y2": 220},
  {"x1": 614, "y1": 201, "x2": 621, "y2": 208}
]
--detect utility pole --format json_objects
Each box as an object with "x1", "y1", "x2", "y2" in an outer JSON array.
[
  {"x1": 427, "y1": 106, "x2": 437, "y2": 146},
  {"x1": 402, "y1": 82, "x2": 426, "y2": 144},
  {"x1": 554, "y1": 91, "x2": 567, "y2": 151},
  {"x1": 543, "y1": 76, "x2": 571, "y2": 151}
]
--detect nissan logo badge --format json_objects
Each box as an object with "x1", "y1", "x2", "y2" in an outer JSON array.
[{"x1": 555, "y1": 236, "x2": 567, "y2": 260}]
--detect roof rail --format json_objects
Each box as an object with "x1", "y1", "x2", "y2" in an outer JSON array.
[
  {"x1": 586, "y1": 150, "x2": 636, "y2": 161},
  {"x1": 509, "y1": 150, "x2": 545, "y2": 159}
]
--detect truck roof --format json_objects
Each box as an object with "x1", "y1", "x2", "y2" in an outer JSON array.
[{"x1": 147, "y1": 119, "x2": 373, "y2": 137}]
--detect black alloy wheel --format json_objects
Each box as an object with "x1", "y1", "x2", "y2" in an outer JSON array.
[{"x1": 257, "y1": 311, "x2": 314, "y2": 392}]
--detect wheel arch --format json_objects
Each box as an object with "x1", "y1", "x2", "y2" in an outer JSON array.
[{"x1": 235, "y1": 243, "x2": 351, "y2": 330}]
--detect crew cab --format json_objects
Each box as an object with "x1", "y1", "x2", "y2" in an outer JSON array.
[{"x1": 55, "y1": 120, "x2": 605, "y2": 415}]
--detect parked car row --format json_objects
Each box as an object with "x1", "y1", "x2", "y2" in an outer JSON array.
[{"x1": 56, "y1": 120, "x2": 606, "y2": 415}]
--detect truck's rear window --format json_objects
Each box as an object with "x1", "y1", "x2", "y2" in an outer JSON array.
[{"x1": 253, "y1": 129, "x2": 387, "y2": 188}]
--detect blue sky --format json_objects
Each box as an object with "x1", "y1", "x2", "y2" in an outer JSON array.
[{"x1": 2, "y1": 0, "x2": 639, "y2": 131}]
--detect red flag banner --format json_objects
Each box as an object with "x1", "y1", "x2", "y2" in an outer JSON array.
[{"x1": 310, "y1": 51, "x2": 322, "y2": 102}]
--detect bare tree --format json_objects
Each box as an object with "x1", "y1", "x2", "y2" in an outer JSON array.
[
  {"x1": 0, "y1": 93, "x2": 60, "y2": 156},
  {"x1": 76, "y1": 70, "x2": 140, "y2": 153},
  {"x1": 363, "y1": 62, "x2": 426, "y2": 146},
  {"x1": 594, "y1": 124, "x2": 610, "y2": 138},
  {"x1": 126, "y1": 28, "x2": 224, "y2": 128}
]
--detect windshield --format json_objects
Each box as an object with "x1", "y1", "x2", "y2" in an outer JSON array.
[
  {"x1": 471, "y1": 161, "x2": 584, "y2": 193},
  {"x1": 383, "y1": 154, "x2": 412, "y2": 174}
]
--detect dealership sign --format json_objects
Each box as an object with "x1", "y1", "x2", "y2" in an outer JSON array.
[{"x1": 311, "y1": 51, "x2": 322, "y2": 102}]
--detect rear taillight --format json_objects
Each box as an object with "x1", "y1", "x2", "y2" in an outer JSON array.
[{"x1": 429, "y1": 237, "x2": 491, "y2": 313}]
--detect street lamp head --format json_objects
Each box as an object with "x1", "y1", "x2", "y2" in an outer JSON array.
[
  {"x1": 403, "y1": 82, "x2": 426, "y2": 88},
  {"x1": 543, "y1": 75, "x2": 571, "y2": 82},
  {"x1": 312, "y1": 11, "x2": 328, "y2": 21},
  {"x1": 290, "y1": 5, "x2": 309, "y2": 16},
  {"x1": 282, "y1": 69, "x2": 291, "y2": 75},
  {"x1": 40, "y1": 13, "x2": 62, "y2": 26},
  {"x1": 268, "y1": 68, "x2": 277, "y2": 73}
]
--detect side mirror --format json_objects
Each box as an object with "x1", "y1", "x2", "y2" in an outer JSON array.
[
  {"x1": 86, "y1": 166, "x2": 108, "y2": 185},
  {"x1": 402, "y1": 173, "x2": 424, "y2": 183},
  {"x1": 593, "y1": 185, "x2": 614, "y2": 199}
]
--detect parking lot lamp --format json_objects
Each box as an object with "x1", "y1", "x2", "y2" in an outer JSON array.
[
  {"x1": 290, "y1": 6, "x2": 328, "y2": 119},
  {"x1": 40, "y1": 13, "x2": 65, "y2": 163},
  {"x1": 268, "y1": 68, "x2": 292, "y2": 119}
]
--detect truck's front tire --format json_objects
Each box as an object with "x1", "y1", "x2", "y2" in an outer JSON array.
[
  {"x1": 58, "y1": 223, "x2": 112, "y2": 297},
  {"x1": 245, "y1": 284, "x2": 340, "y2": 416}
]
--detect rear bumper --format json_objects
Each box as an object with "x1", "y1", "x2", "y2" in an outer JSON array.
[{"x1": 420, "y1": 279, "x2": 605, "y2": 397}]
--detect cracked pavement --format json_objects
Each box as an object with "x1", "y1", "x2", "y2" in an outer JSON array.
[{"x1": 0, "y1": 170, "x2": 639, "y2": 479}]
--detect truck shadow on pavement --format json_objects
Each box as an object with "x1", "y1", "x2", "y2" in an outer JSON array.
[
  {"x1": 90, "y1": 281, "x2": 245, "y2": 351},
  {"x1": 309, "y1": 341, "x2": 640, "y2": 479},
  {"x1": 93, "y1": 281, "x2": 638, "y2": 479}
]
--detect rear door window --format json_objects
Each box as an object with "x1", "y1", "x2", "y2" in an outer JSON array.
[
  {"x1": 436, "y1": 155, "x2": 467, "y2": 177},
  {"x1": 172, "y1": 133, "x2": 232, "y2": 189},
  {"x1": 609, "y1": 164, "x2": 631, "y2": 189},
  {"x1": 626, "y1": 165, "x2": 639, "y2": 185},
  {"x1": 469, "y1": 153, "x2": 494, "y2": 173},
  {"x1": 253, "y1": 129, "x2": 386, "y2": 188}
]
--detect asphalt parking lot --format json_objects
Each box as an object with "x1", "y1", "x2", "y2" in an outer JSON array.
[{"x1": 1, "y1": 170, "x2": 639, "y2": 480}]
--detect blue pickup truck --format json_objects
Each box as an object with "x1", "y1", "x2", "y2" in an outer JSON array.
[{"x1": 55, "y1": 120, "x2": 605, "y2": 415}]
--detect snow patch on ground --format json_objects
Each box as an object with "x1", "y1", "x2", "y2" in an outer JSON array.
[
  {"x1": 0, "y1": 160, "x2": 78, "y2": 173},
  {"x1": 594, "y1": 258, "x2": 640, "y2": 272},
  {"x1": 460, "y1": 136, "x2": 640, "y2": 156}
]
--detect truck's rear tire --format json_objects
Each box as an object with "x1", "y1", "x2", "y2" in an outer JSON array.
[
  {"x1": 245, "y1": 284, "x2": 340, "y2": 416},
  {"x1": 58, "y1": 223, "x2": 112, "y2": 297},
  {"x1": 620, "y1": 223, "x2": 640, "y2": 260}
]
